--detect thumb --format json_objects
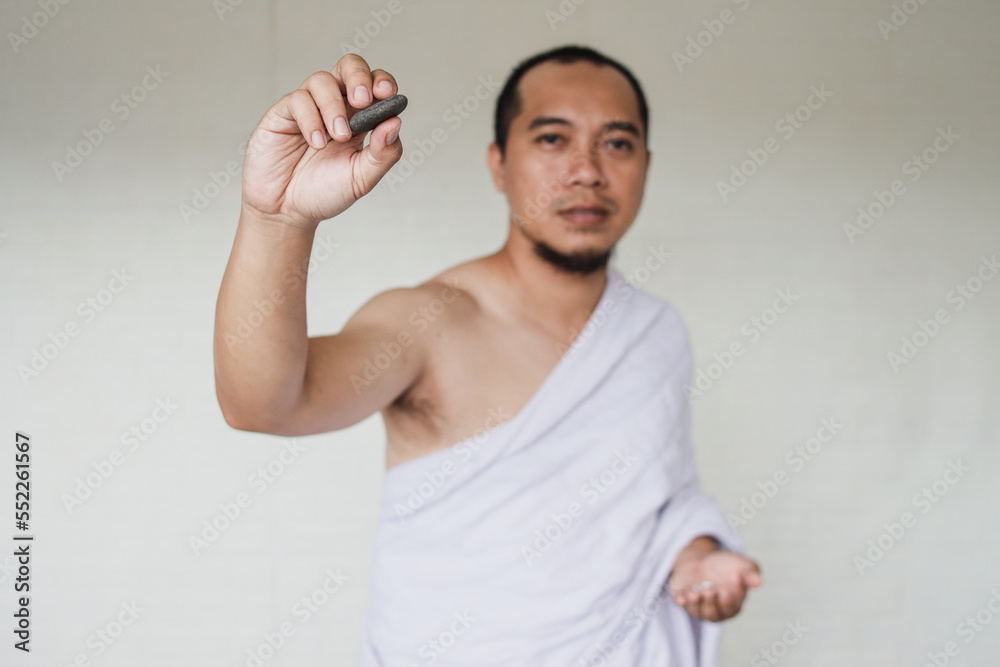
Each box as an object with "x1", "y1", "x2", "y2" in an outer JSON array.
[
  {"x1": 741, "y1": 560, "x2": 763, "y2": 588},
  {"x1": 355, "y1": 117, "x2": 404, "y2": 194}
]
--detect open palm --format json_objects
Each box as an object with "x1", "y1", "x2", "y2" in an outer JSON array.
[{"x1": 668, "y1": 549, "x2": 762, "y2": 622}]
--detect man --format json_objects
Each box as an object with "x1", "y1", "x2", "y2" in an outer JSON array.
[{"x1": 214, "y1": 45, "x2": 761, "y2": 666}]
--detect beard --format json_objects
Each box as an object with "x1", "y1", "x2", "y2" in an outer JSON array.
[{"x1": 531, "y1": 238, "x2": 613, "y2": 276}]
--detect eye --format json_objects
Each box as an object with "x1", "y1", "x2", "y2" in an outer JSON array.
[
  {"x1": 537, "y1": 133, "x2": 564, "y2": 146},
  {"x1": 606, "y1": 138, "x2": 634, "y2": 152}
]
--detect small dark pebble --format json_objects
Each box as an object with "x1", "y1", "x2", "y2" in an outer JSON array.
[{"x1": 349, "y1": 94, "x2": 408, "y2": 135}]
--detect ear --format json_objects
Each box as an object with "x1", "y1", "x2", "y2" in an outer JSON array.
[
  {"x1": 643, "y1": 148, "x2": 652, "y2": 184},
  {"x1": 486, "y1": 142, "x2": 506, "y2": 193}
]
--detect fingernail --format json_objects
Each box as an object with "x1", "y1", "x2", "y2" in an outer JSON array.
[
  {"x1": 386, "y1": 127, "x2": 399, "y2": 145},
  {"x1": 355, "y1": 85, "x2": 370, "y2": 105},
  {"x1": 334, "y1": 116, "x2": 349, "y2": 137},
  {"x1": 311, "y1": 131, "x2": 325, "y2": 149},
  {"x1": 377, "y1": 80, "x2": 392, "y2": 93}
]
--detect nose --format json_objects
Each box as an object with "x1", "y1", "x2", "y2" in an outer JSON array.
[{"x1": 563, "y1": 140, "x2": 607, "y2": 188}]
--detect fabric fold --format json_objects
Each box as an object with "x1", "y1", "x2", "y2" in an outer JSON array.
[{"x1": 358, "y1": 267, "x2": 744, "y2": 667}]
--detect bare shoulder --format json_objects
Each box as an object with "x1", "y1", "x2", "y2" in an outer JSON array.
[
  {"x1": 345, "y1": 268, "x2": 474, "y2": 328},
  {"x1": 340, "y1": 258, "x2": 491, "y2": 370},
  {"x1": 402, "y1": 258, "x2": 493, "y2": 324}
]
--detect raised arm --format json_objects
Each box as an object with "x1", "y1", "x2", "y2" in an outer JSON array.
[{"x1": 213, "y1": 54, "x2": 414, "y2": 434}]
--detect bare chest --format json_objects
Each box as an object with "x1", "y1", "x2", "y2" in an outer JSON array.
[{"x1": 381, "y1": 315, "x2": 570, "y2": 470}]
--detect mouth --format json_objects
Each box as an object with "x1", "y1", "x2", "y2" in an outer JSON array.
[{"x1": 558, "y1": 206, "x2": 610, "y2": 226}]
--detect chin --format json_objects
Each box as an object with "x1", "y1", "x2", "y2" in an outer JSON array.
[{"x1": 533, "y1": 238, "x2": 614, "y2": 275}]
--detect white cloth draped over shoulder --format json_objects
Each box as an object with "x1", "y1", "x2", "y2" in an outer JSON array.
[{"x1": 357, "y1": 267, "x2": 744, "y2": 667}]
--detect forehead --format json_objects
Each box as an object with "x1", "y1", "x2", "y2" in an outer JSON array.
[{"x1": 513, "y1": 60, "x2": 641, "y2": 132}]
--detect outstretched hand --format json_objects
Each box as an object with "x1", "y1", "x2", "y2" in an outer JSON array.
[{"x1": 667, "y1": 537, "x2": 762, "y2": 622}]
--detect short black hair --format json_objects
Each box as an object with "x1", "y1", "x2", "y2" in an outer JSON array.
[{"x1": 493, "y1": 45, "x2": 649, "y2": 159}]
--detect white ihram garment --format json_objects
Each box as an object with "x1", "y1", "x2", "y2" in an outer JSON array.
[{"x1": 357, "y1": 267, "x2": 744, "y2": 667}]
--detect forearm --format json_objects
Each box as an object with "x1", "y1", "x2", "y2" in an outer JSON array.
[{"x1": 214, "y1": 209, "x2": 317, "y2": 430}]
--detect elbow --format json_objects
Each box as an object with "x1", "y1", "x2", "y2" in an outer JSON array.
[
  {"x1": 214, "y1": 378, "x2": 318, "y2": 436},
  {"x1": 222, "y1": 413, "x2": 255, "y2": 432},
  {"x1": 216, "y1": 386, "x2": 269, "y2": 433},
  {"x1": 218, "y1": 401, "x2": 260, "y2": 432},
  {"x1": 220, "y1": 406, "x2": 282, "y2": 434},
  {"x1": 218, "y1": 399, "x2": 299, "y2": 435},
  {"x1": 215, "y1": 373, "x2": 275, "y2": 433}
]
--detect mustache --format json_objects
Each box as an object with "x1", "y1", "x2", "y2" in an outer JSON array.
[
  {"x1": 510, "y1": 193, "x2": 618, "y2": 229},
  {"x1": 554, "y1": 196, "x2": 618, "y2": 213}
]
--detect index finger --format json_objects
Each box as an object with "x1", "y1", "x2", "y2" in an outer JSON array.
[
  {"x1": 331, "y1": 53, "x2": 378, "y2": 110},
  {"x1": 370, "y1": 68, "x2": 399, "y2": 100}
]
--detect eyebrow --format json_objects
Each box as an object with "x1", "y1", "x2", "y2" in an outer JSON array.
[{"x1": 526, "y1": 116, "x2": 641, "y2": 137}]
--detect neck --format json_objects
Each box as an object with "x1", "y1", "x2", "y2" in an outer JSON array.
[{"x1": 485, "y1": 224, "x2": 611, "y2": 341}]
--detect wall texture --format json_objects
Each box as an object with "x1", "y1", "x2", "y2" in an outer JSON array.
[{"x1": 1, "y1": 1, "x2": 998, "y2": 665}]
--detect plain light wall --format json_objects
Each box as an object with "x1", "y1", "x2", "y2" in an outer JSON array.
[{"x1": 1, "y1": 0, "x2": 998, "y2": 665}]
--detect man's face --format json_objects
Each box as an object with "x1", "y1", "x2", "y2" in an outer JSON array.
[{"x1": 488, "y1": 60, "x2": 651, "y2": 272}]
